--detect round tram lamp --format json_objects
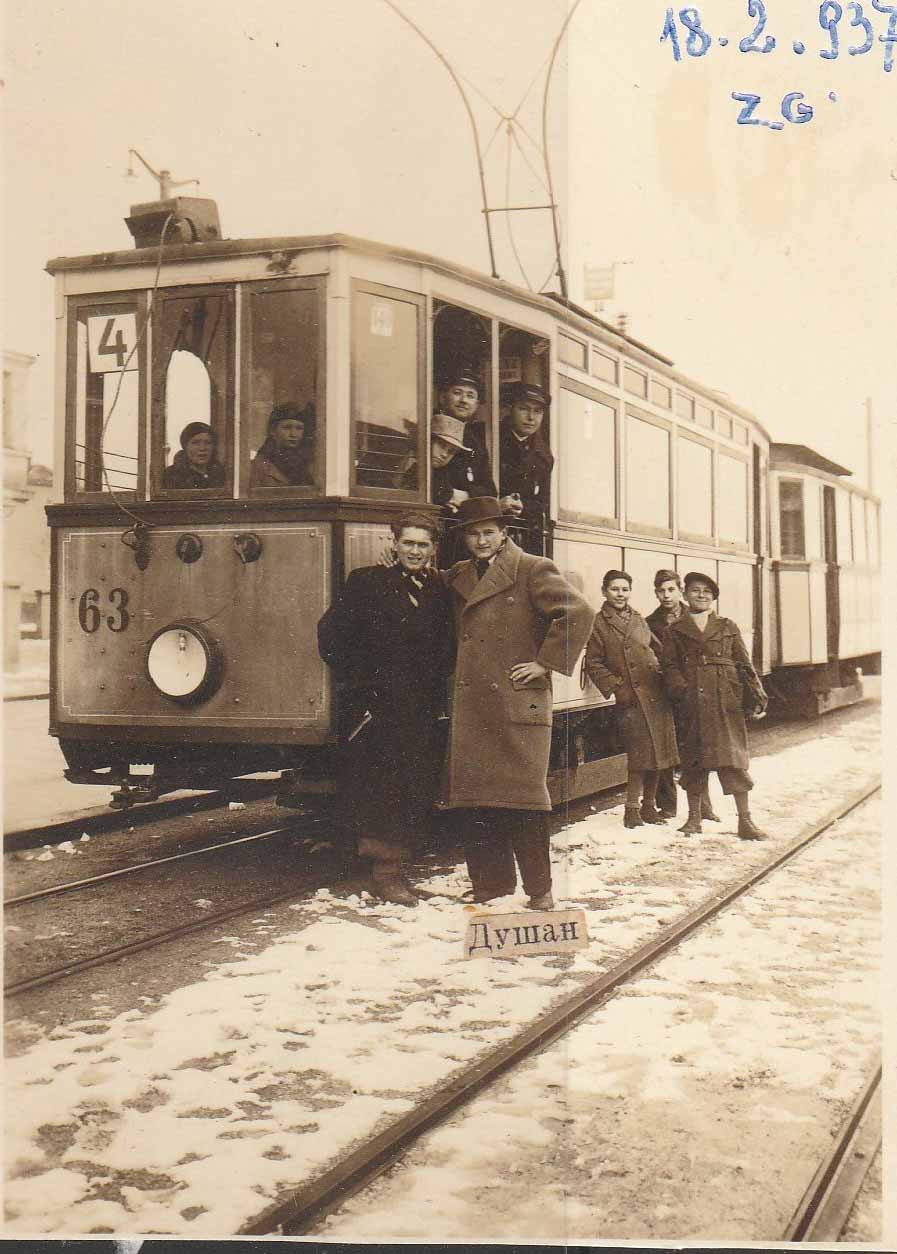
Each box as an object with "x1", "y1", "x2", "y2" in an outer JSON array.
[{"x1": 145, "y1": 621, "x2": 222, "y2": 704}]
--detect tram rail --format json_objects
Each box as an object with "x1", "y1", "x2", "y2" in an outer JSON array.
[
  {"x1": 236, "y1": 777, "x2": 880, "y2": 1236},
  {"x1": 783, "y1": 1058, "x2": 882, "y2": 1241}
]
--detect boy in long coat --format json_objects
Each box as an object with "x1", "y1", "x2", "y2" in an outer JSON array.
[
  {"x1": 645, "y1": 569, "x2": 718, "y2": 822},
  {"x1": 660, "y1": 571, "x2": 768, "y2": 839},
  {"x1": 441, "y1": 496, "x2": 594, "y2": 907},
  {"x1": 317, "y1": 512, "x2": 455, "y2": 905},
  {"x1": 585, "y1": 570, "x2": 678, "y2": 828}
]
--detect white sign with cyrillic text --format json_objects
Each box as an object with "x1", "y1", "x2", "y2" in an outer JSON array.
[{"x1": 464, "y1": 909, "x2": 588, "y2": 960}]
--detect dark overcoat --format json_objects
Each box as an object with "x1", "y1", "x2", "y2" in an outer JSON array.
[
  {"x1": 585, "y1": 604, "x2": 679, "y2": 771},
  {"x1": 461, "y1": 421, "x2": 499, "y2": 497},
  {"x1": 660, "y1": 612, "x2": 767, "y2": 771},
  {"x1": 162, "y1": 451, "x2": 227, "y2": 489},
  {"x1": 498, "y1": 422, "x2": 553, "y2": 516},
  {"x1": 317, "y1": 565, "x2": 455, "y2": 835},
  {"x1": 441, "y1": 539, "x2": 594, "y2": 811}
]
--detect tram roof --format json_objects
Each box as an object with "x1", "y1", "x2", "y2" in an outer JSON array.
[
  {"x1": 47, "y1": 229, "x2": 771, "y2": 439},
  {"x1": 769, "y1": 443, "x2": 852, "y2": 478}
]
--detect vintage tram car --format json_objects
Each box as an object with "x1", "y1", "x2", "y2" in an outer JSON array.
[{"x1": 45, "y1": 196, "x2": 881, "y2": 807}]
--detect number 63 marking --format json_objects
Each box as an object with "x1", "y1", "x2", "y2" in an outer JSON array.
[{"x1": 78, "y1": 587, "x2": 130, "y2": 634}]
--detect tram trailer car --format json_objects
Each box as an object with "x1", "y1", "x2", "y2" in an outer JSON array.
[{"x1": 45, "y1": 196, "x2": 881, "y2": 808}]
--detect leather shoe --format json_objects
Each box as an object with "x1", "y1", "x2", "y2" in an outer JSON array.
[
  {"x1": 640, "y1": 803, "x2": 666, "y2": 824},
  {"x1": 737, "y1": 815, "x2": 768, "y2": 841},
  {"x1": 678, "y1": 816, "x2": 703, "y2": 835},
  {"x1": 659, "y1": 807, "x2": 677, "y2": 820},
  {"x1": 527, "y1": 891, "x2": 555, "y2": 910},
  {"x1": 701, "y1": 802, "x2": 722, "y2": 821},
  {"x1": 369, "y1": 874, "x2": 419, "y2": 906},
  {"x1": 624, "y1": 805, "x2": 645, "y2": 828}
]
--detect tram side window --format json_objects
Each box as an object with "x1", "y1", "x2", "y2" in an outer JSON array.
[
  {"x1": 70, "y1": 303, "x2": 142, "y2": 494},
  {"x1": 246, "y1": 283, "x2": 320, "y2": 491},
  {"x1": 353, "y1": 289, "x2": 422, "y2": 492},
  {"x1": 778, "y1": 479, "x2": 805, "y2": 558},
  {"x1": 431, "y1": 302, "x2": 493, "y2": 505},
  {"x1": 154, "y1": 288, "x2": 234, "y2": 492}
]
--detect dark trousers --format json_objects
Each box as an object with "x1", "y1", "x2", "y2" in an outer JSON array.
[
  {"x1": 458, "y1": 808, "x2": 552, "y2": 900},
  {"x1": 656, "y1": 768, "x2": 678, "y2": 814}
]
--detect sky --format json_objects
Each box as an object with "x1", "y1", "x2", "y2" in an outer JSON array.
[{"x1": 3, "y1": 0, "x2": 896, "y2": 481}]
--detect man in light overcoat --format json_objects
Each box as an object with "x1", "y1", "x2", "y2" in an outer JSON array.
[{"x1": 440, "y1": 497, "x2": 594, "y2": 907}]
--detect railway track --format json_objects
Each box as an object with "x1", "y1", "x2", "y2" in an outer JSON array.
[{"x1": 236, "y1": 777, "x2": 880, "y2": 1236}]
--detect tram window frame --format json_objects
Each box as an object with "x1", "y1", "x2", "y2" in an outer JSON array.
[
  {"x1": 559, "y1": 333, "x2": 587, "y2": 371},
  {"x1": 241, "y1": 276, "x2": 325, "y2": 499},
  {"x1": 432, "y1": 293, "x2": 496, "y2": 493},
  {"x1": 556, "y1": 377, "x2": 619, "y2": 529},
  {"x1": 624, "y1": 404, "x2": 673, "y2": 539},
  {"x1": 649, "y1": 378, "x2": 672, "y2": 409},
  {"x1": 778, "y1": 477, "x2": 806, "y2": 559},
  {"x1": 150, "y1": 283, "x2": 236, "y2": 501},
  {"x1": 350, "y1": 280, "x2": 427, "y2": 500},
  {"x1": 591, "y1": 348, "x2": 618, "y2": 385},
  {"x1": 676, "y1": 430, "x2": 714, "y2": 544},
  {"x1": 623, "y1": 365, "x2": 648, "y2": 399},
  {"x1": 65, "y1": 292, "x2": 148, "y2": 502}
]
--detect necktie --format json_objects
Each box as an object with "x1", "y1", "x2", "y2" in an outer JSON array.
[
  {"x1": 401, "y1": 568, "x2": 426, "y2": 608},
  {"x1": 475, "y1": 558, "x2": 490, "y2": 579}
]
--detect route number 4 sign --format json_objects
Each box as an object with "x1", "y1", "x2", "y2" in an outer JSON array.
[{"x1": 87, "y1": 313, "x2": 139, "y2": 373}]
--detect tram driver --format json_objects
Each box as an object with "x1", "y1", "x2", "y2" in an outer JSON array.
[
  {"x1": 163, "y1": 421, "x2": 227, "y2": 489},
  {"x1": 250, "y1": 402, "x2": 315, "y2": 487}
]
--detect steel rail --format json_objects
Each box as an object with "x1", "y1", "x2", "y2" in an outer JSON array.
[
  {"x1": 239, "y1": 777, "x2": 880, "y2": 1236},
  {"x1": 782, "y1": 1058, "x2": 882, "y2": 1241},
  {"x1": 4, "y1": 848, "x2": 347, "y2": 1000},
  {"x1": 4, "y1": 825, "x2": 298, "y2": 907}
]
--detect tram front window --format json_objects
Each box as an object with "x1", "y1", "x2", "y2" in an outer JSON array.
[
  {"x1": 70, "y1": 302, "x2": 142, "y2": 495},
  {"x1": 352, "y1": 287, "x2": 423, "y2": 493},
  {"x1": 153, "y1": 287, "x2": 234, "y2": 494},
  {"x1": 245, "y1": 281, "x2": 320, "y2": 491}
]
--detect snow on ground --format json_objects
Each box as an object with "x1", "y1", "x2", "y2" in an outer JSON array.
[
  {"x1": 4, "y1": 707, "x2": 879, "y2": 1235},
  {"x1": 316, "y1": 799, "x2": 880, "y2": 1241}
]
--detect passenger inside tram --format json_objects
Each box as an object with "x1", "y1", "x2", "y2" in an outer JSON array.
[
  {"x1": 398, "y1": 412, "x2": 475, "y2": 509},
  {"x1": 249, "y1": 402, "x2": 315, "y2": 487},
  {"x1": 498, "y1": 381, "x2": 553, "y2": 546},
  {"x1": 162, "y1": 421, "x2": 227, "y2": 490},
  {"x1": 434, "y1": 365, "x2": 497, "y2": 498}
]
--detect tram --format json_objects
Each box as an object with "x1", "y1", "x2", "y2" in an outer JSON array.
[{"x1": 45, "y1": 194, "x2": 881, "y2": 807}]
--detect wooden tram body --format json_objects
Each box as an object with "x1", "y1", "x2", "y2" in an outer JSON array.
[{"x1": 45, "y1": 214, "x2": 881, "y2": 805}]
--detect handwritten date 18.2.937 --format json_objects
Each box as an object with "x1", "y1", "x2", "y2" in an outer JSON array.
[{"x1": 660, "y1": 0, "x2": 897, "y2": 71}]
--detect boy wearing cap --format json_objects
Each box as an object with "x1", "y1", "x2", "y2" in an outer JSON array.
[
  {"x1": 499, "y1": 382, "x2": 553, "y2": 546},
  {"x1": 249, "y1": 402, "x2": 315, "y2": 487},
  {"x1": 436, "y1": 367, "x2": 497, "y2": 499},
  {"x1": 163, "y1": 421, "x2": 226, "y2": 489},
  {"x1": 441, "y1": 496, "x2": 594, "y2": 907},
  {"x1": 645, "y1": 569, "x2": 718, "y2": 822},
  {"x1": 661, "y1": 571, "x2": 768, "y2": 839}
]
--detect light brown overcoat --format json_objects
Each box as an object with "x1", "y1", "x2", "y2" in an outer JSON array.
[
  {"x1": 440, "y1": 539, "x2": 594, "y2": 811},
  {"x1": 585, "y1": 603, "x2": 679, "y2": 771}
]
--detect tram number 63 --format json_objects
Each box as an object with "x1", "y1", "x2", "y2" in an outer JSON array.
[{"x1": 78, "y1": 587, "x2": 130, "y2": 634}]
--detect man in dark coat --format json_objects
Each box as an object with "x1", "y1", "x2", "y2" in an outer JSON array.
[
  {"x1": 436, "y1": 367, "x2": 497, "y2": 498},
  {"x1": 441, "y1": 496, "x2": 594, "y2": 907},
  {"x1": 317, "y1": 512, "x2": 455, "y2": 905},
  {"x1": 645, "y1": 569, "x2": 718, "y2": 822},
  {"x1": 661, "y1": 571, "x2": 768, "y2": 839},
  {"x1": 499, "y1": 382, "x2": 553, "y2": 554}
]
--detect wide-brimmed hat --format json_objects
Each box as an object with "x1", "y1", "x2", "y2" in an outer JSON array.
[
  {"x1": 452, "y1": 496, "x2": 508, "y2": 529},
  {"x1": 683, "y1": 570, "x2": 720, "y2": 599},
  {"x1": 180, "y1": 421, "x2": 213, "y2": 448},
  {"x1": 431, "y1": 413, "x2": 469, "y2": 453},
  {"x1": 505, "y1": 381, "x2": 549, "y2": 409}
]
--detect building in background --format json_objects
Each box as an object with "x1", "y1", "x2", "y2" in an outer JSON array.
[{"x1": 4, "y1": 349, "x2": 52, "y2": 671}]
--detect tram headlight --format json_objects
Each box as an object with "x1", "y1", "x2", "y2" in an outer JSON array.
[{"x1": 145, "y1": 620, "x2": 223, "y2": 705}]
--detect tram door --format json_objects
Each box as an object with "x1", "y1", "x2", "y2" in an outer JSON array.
[{"x1": 822, "y1": 485, "x2": 840, "y2": 660}]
